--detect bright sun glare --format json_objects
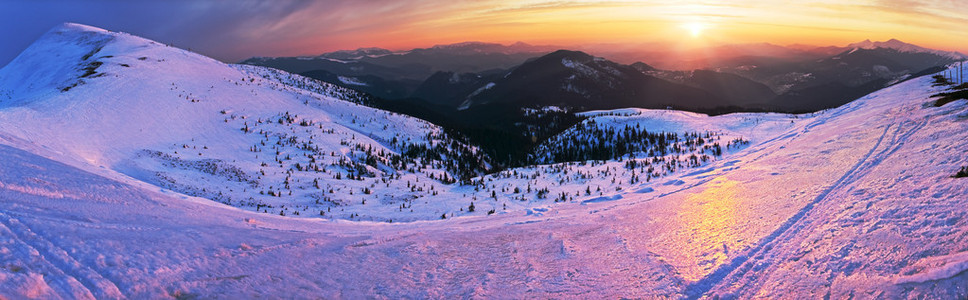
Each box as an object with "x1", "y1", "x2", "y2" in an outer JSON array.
[{"x1": 684, "y1": 22, "x2": 706, "y2": 37}]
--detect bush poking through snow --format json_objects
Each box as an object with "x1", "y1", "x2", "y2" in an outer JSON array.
[
  {"x1": 932, "y1": 75, "x2": 954, "y2": 87},
  {"x1": 931, "y1": 83, "x2": 968, "y2": 107},
  {"x1": 955, "y1": 166, "x2": 968, "y2": 178}
]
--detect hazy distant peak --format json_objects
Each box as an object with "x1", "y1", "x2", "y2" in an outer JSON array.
[
  {"x1": 420, "y1": 41, "x2": 557, "y2": 55},
  {"x1": 430, "y1": 41, "x2": 498, "y2": 49},
  {"x1": 355, "y1": 47, "x2": 389, "y2": 51},
  {"x1": 847, "y1": 38, "x2": 905, "y2": 50},
  {"x1": 846, "y1": 38, "x2": 966, "y2": 59},
  {"x1": 318, "y1": 47, "x2": 394, "y2": 60}
]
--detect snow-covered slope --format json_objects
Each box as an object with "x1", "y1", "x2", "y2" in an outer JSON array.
[
  {"x1": 2, "y1": 24, "x2": 968, "y2": 298},
  {"x1": 0, "y1": 23, "x2": 488, "y2": 222}
]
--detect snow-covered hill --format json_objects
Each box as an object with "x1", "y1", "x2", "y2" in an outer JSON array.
[
  {"x1": 2, "y1": 23, "x2": 968, "y2": 298},
  {"x1": 0, "y1": 23, "x2": 490, "y2": 222}
]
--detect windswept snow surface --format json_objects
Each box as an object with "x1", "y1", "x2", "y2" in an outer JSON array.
[{"x1": 2, "y1": 24, "x2": 968, "y2": 298}]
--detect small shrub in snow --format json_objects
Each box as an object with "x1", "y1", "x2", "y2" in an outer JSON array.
[{"x1": 955, "y1": 166, "x2": 968, "y2": 178}]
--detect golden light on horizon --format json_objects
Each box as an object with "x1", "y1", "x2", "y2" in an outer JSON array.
[
  {"x1": 683, "y1": 22, "x2": 708, "y2": 38},
  {"x1": 232, "y1": 0, "x2": 968, "y2": 61}
]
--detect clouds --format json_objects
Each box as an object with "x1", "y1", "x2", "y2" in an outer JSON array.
[
  {"x1": 0, "y1": 0, "x2": 965, "y2": 67},
  {"x1": 0, "y1": 1, "x2": 312, "y2": 64},
  {"x1": 0, "y1": 0, "x2": 448, "y2": 64}
]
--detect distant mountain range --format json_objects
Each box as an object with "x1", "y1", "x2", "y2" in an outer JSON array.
[
  {"x1": 241, "y1": 39, "x2": 964, "y2": 161},
  {"x1": 243, "y1": 39, "x2": 963, "y2": 112},
  {"x1": 846, "y1": 39, "x2": 966, "y2": 60},
  {"x1": 706, "y1": 45, "x2": 963, "y2": 111},
  {"x1": 242, "y1": 42, "x2": 559, "y2": 99},
  {"x1": 583, "y1": 40, "x2": 966, "y2": 70},
  {"x1": 436, "y1": 50, "x2": 723, "y2": 111}
]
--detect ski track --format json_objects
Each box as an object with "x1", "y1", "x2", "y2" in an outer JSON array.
[
  {"x1": 0, "y1": 211, "x2": 125, "y2": 299},
  {"x1": 579, "y1": 113, "x2": 829, "y2": 219},
  {"x1": 686, "y1": 109, "x2": 928, "y2": 298},
  {"x1": 591, "y1": 110, "x2": 828, "y2": 216},
  {"x1": 725, "y1": 116, "x2": 929, "y2": 297}
]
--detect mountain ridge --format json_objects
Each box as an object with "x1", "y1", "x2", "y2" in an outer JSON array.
[{"x1": 846, "y1": 38, "x2": 967, "y2": 59}]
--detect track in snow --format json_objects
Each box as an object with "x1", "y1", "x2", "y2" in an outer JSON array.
[
  {"x1": 685, "y1": 112, "x2": 927, "y2": 298},
  {"x1": 0, "y1": 211, "x2": 124, "y2": 299}
]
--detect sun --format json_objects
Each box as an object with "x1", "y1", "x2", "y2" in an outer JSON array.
[{"x1": 683, "y1": 22, "x2": 707, "y2": 38}]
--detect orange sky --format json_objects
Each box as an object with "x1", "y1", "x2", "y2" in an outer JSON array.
[
  {"x1": 270, "y1": 0, "x2": 968, "y2": 57},
  {"x1": 4, "y1": 0, "x2": 965, "y2": 65}
]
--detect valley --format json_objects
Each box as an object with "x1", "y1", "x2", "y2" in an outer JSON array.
[{"x1": 246, "y1": 37, "x2": 964, "y2": 172}]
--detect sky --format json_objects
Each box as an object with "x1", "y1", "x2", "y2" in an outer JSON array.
[{"x1": 1, "y1": 0, "x2": 967, "y2": 66}]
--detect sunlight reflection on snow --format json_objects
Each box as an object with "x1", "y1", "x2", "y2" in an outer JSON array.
[{"x1": 676, "y1": 176, "x2": 742, "y2": 281}]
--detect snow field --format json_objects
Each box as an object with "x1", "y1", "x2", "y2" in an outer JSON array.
[{"x1": 1, "y1": 23, "x2": 968, "y2": 298}]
